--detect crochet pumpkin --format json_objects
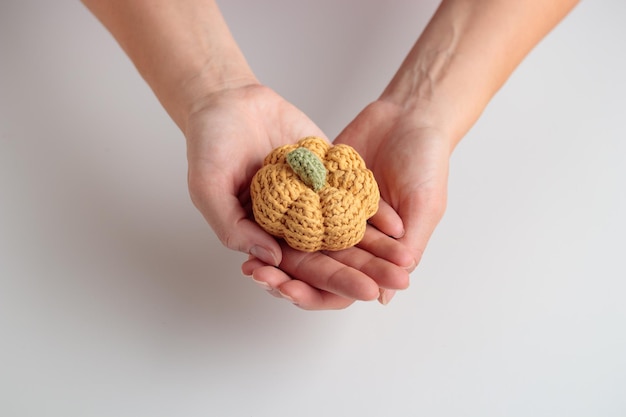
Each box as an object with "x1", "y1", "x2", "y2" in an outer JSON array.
[{"x1": 250, "y1": 136, "x2": 379, "y2": 252}]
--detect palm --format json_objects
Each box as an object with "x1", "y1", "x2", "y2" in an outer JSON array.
[
  {"x1": 186, "y1": 86, "x2": 413, "y2": 310},
  {"x1": 186, "y1": 85, "x2": 324, "y2": 209},
  {"x1": 185, "y1": 85, "x2": 324, "y2": 254},
  {"x1": 335, "y1": 100, "x2": 450, "y2": 263}
]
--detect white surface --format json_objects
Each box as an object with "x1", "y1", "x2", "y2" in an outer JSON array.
[{"x1": 1, "y1": 1, "x2": 625, "y2": 416}]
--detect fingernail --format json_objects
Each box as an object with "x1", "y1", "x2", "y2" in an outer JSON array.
[
  {"x1": 250, "y1": 245, "x2": 278, "y2": 266},
  {"x1": 267, "y1": 288, "x2": 283, "y2": 298},
  {"x1": 405, "y1": 258, "x2": 418, "y2": 272},
  {"x1": 379, "y1": 289, "x2": 396, "y2": 305},
  {"x1": 278, "y1": 289, "x2": 298, "y2": 305},
  {"x1": 250, "y1": 276, "x2": 272, "y2": 291}
]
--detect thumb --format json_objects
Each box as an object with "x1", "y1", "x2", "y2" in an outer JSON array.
[
  {"x1": 398, "y1": 186, "x2": 447, "y2": 270},
  {"x1": 189, "y1": 179, "x2": 282, "y2": 267}
]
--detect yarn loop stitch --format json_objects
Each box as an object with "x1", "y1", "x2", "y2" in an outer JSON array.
[{"x1": 250, "y1": 136, "x2": 380, "y2": 252}]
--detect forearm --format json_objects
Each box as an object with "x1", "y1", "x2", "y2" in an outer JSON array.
[
  {"x1": 381, "y1": 0, "x2": 578, "y2": 149},
  {"x1": 81, "y1": 0, "x2": 257, "y2": 131}
]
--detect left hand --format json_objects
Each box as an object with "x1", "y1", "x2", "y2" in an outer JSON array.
[
  {"x1": 242, "y1": 223, "x2": 414, "y2": 310},
  {"x1": 334, "y1": 99, "x2": 451, "y2": 273}
]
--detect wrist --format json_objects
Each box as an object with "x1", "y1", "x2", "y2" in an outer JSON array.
[
  {"x1": 82, "y1": 0, "x2": 259, "y2": 133},
  {"x1": 149, "y1": 14, "x2": 259, "y2": 133},
  {"x1": 379, "y1": 36, "x2": 493, "y2": 151},
  {"x1": 379, "y1": 0, "x2": 578, "y2": 151},
  {"x1": 175, "y1": 55, "x2": 259, "y2": 133},
  {"x1": 379, "y1": 67, "x2": 473, "y2": 154}
]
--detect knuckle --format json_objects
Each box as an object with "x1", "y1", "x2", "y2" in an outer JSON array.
[{"x1": 221, "y1": 229, "x2": 239, "y2": 251}]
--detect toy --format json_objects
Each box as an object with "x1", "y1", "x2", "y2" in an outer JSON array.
[{"x1": 250, "y1": 136, "x2": 379, "y2": 252}]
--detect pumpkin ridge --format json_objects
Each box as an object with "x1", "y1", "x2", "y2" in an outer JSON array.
[
  {"x1": 251, "y1": 136, "x2": 379, "y2": 251},
  {"x1": 281, "y1": 189, "x2": 323, "y2": 252}
]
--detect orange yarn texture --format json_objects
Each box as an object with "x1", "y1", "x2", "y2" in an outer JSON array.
[{"x1": 250, "y1": 136, "x2": 380, "y2": 252}]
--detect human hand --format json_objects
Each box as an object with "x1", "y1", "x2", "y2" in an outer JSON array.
[
  {"x1": 241, "y1": 223, "x2": 413, "y2": 310},
  {"x1": 86, "y1": 0, "x2": 576, "y2": 310},
  {"x1": 334, "y1": 99, "x2": 451, "y2": 270},
  {"x1": 186, "y1": 84, "x2": 323, "y2": 266},
  {"x1": 186, "y1": 85, "x2": 414, "y2": 309}
]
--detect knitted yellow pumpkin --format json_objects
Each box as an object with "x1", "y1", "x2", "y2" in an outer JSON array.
[{"x1": 250, "y1": 136, "x2": 379, "y2": 252}]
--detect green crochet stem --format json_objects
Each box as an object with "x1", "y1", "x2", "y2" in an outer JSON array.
[{"x1": 286, "y1": 147, "x2": 327, "y2": 192}]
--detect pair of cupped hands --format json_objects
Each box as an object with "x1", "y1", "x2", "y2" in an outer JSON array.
[{"x1": 185, "y1": 84, "x2": 450, "y2": 310}]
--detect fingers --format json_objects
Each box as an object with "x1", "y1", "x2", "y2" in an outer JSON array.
[
  {"x1": 189, "y1": 175, "x2": 282, "y2": 266},
  {"x1": 368, "y1": 199, "x2": 405, "y2": 239},
  {"x1": 279, "y1": 279, "x2": 356, "y2": 310},
  {"x1": 324, "y1": 243, "x2": 410, "y2": 291},
  {"x1": 249, "y1": 265, "x2": 356, "y2": 310},
  {"x1": 356, "y1": 225, "x2": 416, "y2": 272},
  {"x1": 242, "y1": 255, "x2": 356, "y2": 310},
  {"x1": 242, "y1": 239, "x2": 411, "y2": 310},
  {"x1": 278, "y1": 242, "x2": 380, "y2": 301}
]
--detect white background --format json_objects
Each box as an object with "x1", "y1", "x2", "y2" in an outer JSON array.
[{"x1": 1, "y1": 1, "x2": 625, "y2": 416}]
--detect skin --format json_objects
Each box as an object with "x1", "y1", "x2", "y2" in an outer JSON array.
[
  {"x1": 340, "y1": 0, "x2": 581, "y2": 273},
  {"x1": 82, "y1": 0, "x2": 578, "y2": 310}
]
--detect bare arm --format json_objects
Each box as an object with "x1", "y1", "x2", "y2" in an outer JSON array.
[
  {"x1": 80, "y1": 0, "x2": 414, "y2": 310},
  {"x1": 382, "y1": 0, "x2": 579, "y2": 149},
  {"x1": 337, "y1": 0, "x2": 579, "y2": 268},
  {"x1": 80, "y1": 0, "x2": 257, "y2": 131}
]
